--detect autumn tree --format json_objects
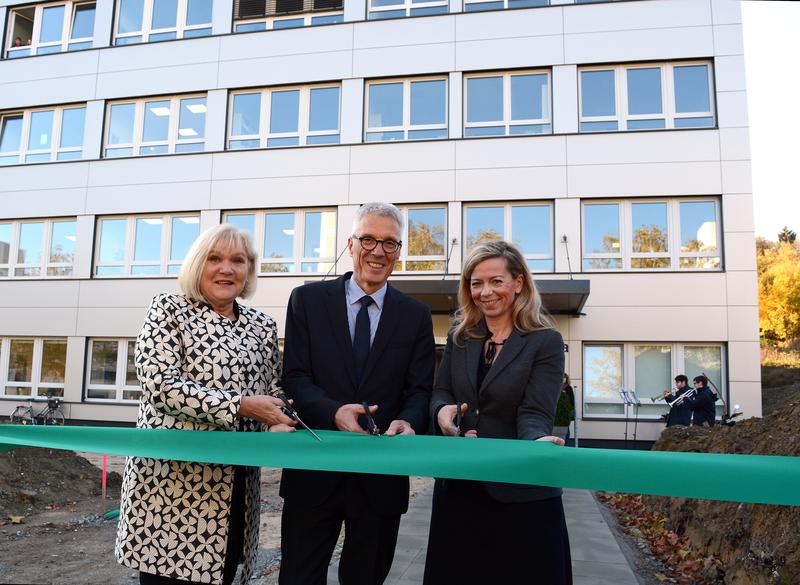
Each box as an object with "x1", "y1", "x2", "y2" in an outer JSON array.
[{"x1": 759, "y1": 241, "x2": 800, "y2": 346}]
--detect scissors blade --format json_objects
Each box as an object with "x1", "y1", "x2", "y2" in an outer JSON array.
[
  {"x1": 278, "y1": 394, "x2": 323, "y2": 442},
  {"x1": 294, "y1": 413, "x2": 323, "y2": 442}
]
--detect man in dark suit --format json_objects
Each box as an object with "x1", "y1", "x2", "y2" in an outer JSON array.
[
  {"x1": 279, "y1": 202, "x2": 435, "y2": 585},
  {"x1": 686, "y1": 375, "x2": 718, "y2": 427}
]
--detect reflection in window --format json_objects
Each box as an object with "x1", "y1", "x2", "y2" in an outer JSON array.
[
  {"x1": 0, "y1": 218, "x2": 76, "y2": 278},
  {"x1": 86, "y1": 339, "x2": 141, "y2": 401},
  {"x1": 582, "y1": 199, "x2": 721, "y2": 271},
  {"x1": 1, "y1": 337, "x2": 67, "y2": 398},
  {"x1": 366, "y1": 78, "x2": 447, "y2": 142},
  {"x1": 580, "y1": 62, "x2": 714, "y2": 132},
  {"x1": 105, "y1": 95, "x2": 206, "y2": 157},
  {"x1": 228, "y1": 85, "x2": 340, "y2": 149},
  {"x1": 233, "y1": 0, "x2": 343, "y2": 32},
  {"x1": 464, "y1": 0, "x2": 546, "y2": 12},
  {"x1": 224, "y1": 209, "x2": 337, "y2": 274},
  {"x1": 583, "y1": 345, "x2": 624, "y2": 416},
  {"x1": 114, "y1": 0, "x2": 211, "y2": 45},
  {"x1": 0, "y1": 106, "x2": 86, "y2": 165},
  {"x1": 94, "y1": 214, "x2": 200, "y2": 277},
  {"x1": 396, "y1": 207, "x2": 447, "y2": 272},
  {"x1": 465, "y1": 204, "x2": 553, "y2": 271},
  {"x1": 368, "y1": 0, "x2": 447, "y2": 20},
  {"x1": 465, "y1": 71, "x2": 551, "y2": 137},
  {"x1": 5, "y1": 1, "x2": 95, "y2": 58}
]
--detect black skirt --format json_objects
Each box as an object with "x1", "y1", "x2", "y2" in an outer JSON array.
[{"x1": 423, "y1": 479, "x2": 572, "y2": 585}]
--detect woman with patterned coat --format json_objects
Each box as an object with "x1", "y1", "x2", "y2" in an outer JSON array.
[{"x1": 115, "y1": 224, "x2": 296, "y2": 585}]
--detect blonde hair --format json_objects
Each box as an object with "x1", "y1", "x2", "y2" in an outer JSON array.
[
  {"x1": 452, "y1": 240, "x2": 554, "y2": 343},
  {"x1": 178, "y1": 224, "x2": 258, "y2": 301}
]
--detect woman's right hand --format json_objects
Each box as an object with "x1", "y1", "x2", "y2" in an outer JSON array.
[
  {"x1": 238, "y1": 396, "x2": 297, "y2": 427},
  {"x1": 437, "y1": 403, "x2": 468, "y2": 437}
]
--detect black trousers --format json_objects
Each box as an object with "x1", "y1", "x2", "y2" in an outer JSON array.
[
  {"x1": 423, "y1": 479, "x2": 572, "y2": 585},
  {"x1": 279, "y1": 476, "x2": 402, "y2": 585},
  {"x1": 140, "y1": 466, "x2": 247, "y2": 585}
]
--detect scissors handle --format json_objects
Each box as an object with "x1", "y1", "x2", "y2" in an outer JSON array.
[{"x1": 362, "y1": 401, "x2": 379, "y2": 435}]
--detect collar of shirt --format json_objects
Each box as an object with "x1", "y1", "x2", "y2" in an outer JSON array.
[
  {"x1": 346, "y1": 276, "x2": 387, "y2": 310},
  {"x1": 345, "y1": 276, "x2": 387, "y2": 344}
]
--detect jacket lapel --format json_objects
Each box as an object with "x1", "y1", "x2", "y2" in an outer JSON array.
[
  {"x1": 479, "y1": 330, "x2": 525, "y2": 394},
  {"x1": 465, "y1": 336, "x2": 483, "y2": 397},
  {"x1": 324, "y1": 275, "x2": 357, "y2": 388},
  {"x1": 360, "y1": 285, "x2": 401, "y2": 386}
]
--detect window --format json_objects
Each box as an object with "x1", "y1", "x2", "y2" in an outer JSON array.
[
  {"x1": 114, "y1": 0, "x2": 212, "y2": 45},
  {"x1": 582, "y1": 343, "x2": 725, "y2": 419},
  {"x1": 365, "y1": 77, "x2": 448, "y2": 142},
  {"x1": 464, "y1": 203, "x2": 553, "y2": 271},
  {"x1": 368, "y1": 0, "x2": 447, "y2": 20},
  {"x1": 0, "y1": 218, "x2": 76, "y2": 278},
  {"x1": 0, "y1": 105, "x2": 86, "y2": 165},
  {"x1": 582, "y1": 198, "x2": 721, "y2": 271},
  {"x1": 464, "y1": 71, "x2": 551, "y2": 137},
  {"x1": 86, "y1": 339, "x2": 141, "y2": 401},
  {"x1": 0, "y1": 338, "x2": 67, "y2": 398},
  {"x1": 5, "y1": 1, "x2": 95, "y2": 58},
  {"x1": 579, "y1": 62, "x2": 715, "y2": 132},
  {"x1": 228, "y1": 84, "x2": 340, "y2": 149},
  {"x1": 105, "y1": 95, "x2": 206, "y2": 157},
  {"x1": 395, "y1": 206, "x2": 447, "y2": 272},
  {"x1": 464, "y1": 0, "x2": 545, "y2": 13},
  {"x1": 225, "y1": 208, "x2": 336, "y2": 274},
  {"x1": 94, "y1": 214, "x2": 199, "y2": 276},
  {"x1": 233, "y1": 0, "x2": 342, "y2": 31}
]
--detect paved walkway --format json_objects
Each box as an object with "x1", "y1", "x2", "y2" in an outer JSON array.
[{"x1": 328, "y1": 488, "x2": 637, "y2": 585}]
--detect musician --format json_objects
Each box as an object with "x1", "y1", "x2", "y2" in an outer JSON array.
[
  {"x1": 685, "y1": 375, "x2": 717, "y2": 427},
  {"x1": 663, "y1": 374, "x2": 692, "y2": 427}
]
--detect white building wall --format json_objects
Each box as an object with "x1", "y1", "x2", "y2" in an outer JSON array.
[{"x1": 0, "y1": 0, "x2": 760, "y2": 439}]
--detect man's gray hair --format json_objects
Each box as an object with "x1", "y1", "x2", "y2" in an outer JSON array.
[{"x1": 352, "y1": 202, "x2": 404, "y2": 233}]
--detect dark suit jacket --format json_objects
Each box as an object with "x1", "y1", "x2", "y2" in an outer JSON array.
[
  {"x1": 279, "y1": 273, "x2": 434, "y2": 515},
  {"x1": 430, "y1": 325, "x2": 564, "y2": 503}
]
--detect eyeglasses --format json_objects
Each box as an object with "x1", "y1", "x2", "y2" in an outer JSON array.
[{"x1": 352, "y1": 235, "x2": 402, "y2": 254}]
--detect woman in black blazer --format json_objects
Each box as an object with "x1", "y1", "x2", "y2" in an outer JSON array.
[{"x1": 423, "y1": 240, "x2": 572, "y2": 585}]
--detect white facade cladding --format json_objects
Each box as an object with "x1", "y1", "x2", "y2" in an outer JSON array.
[{"x1": 0, "y1": 0, "x2": 759, "y2": 443}]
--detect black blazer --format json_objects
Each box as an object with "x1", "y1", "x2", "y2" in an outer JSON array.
[
  {"x1": 431, "y1": 325, "x2": 564, "y2": 503},
  {"x1": 279, "y1": 273, "x2": 435, "y2": 515}
]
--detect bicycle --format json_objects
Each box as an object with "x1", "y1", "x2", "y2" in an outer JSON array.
[{"x1": 9, "y1": 394, "x2": 66, "y2": 425}]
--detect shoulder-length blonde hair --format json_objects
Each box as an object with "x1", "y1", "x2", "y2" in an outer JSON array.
[
  {"x1": 452, "y1": 240, "x2": 554, "y2": 343},
  {"x1": 178, "y1": 224, "x2": 258, "y2": 302}
]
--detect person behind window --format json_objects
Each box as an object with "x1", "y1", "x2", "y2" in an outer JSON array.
[
  {"x1": 14, "y1": 36, "x2": 24, "y2": 47},
  {"x1": 423, "y1": 240, "x2": 571, "y2": 585},
  {"x1": 115, "y1": 224, "x2": 296, "y2": 585},
  {"x1": 685, "y1": 374, "x2": 717, "y2": 428},
  {"x1": 663, "y1": 374, "x2": 692, "y2": 427}
]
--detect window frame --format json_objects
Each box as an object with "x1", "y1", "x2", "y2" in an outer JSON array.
[
  {"x1": 582, "y1": 342, "x2": 727, "y2": 421},
  {"x1": 394, "y1": 205, "x2": 449, "y2": 274},
  {"x1": 5, "y1": 0, "x2": 95, "y2": 58},
  {"x1": 0, "y1": 105, "x2": 86, "y2": 165},
  {"x1": 113, "y1": 0, "x2": 212, "y2": 45},
  {"x1": 578, "y1": 61, "x2": 715, "y2": 132},
  {"x1": 0, "y1": 218, "x2": 77, "y2": 279},
  {"x1": 93, "y1": 213, "x2": 200, "y2": 277},
  {"x1": 581, "y1": 197, "x2": 722, "y2": 272},
  {"x1": 84, "y1": 338, "x2": 141, "y2": 402},
  {"x1": 104, "y1": 94, "x2": 207, "y2": 158},
  {"x1": 233, "y1": 10, "x2": 343, "y2": 31},
  {"x1": 463, "y1": 69, "x2": 552, "y2": 137},
  {"x1": 463, "y1": 202, "x2": 554, "y2": 272},
  {"x1": 223, "y1": 208, "x2": 338, "y2": 275},
  {"x1": 227, "y1": 83, "x2": 342, "y2": 150},
  {"x1": 367, "y1": 0, "x2": 448, "y2": 20},
  {"x1": 364, "y1": 76, "x2": 449, "y2": 142},
  {"x1": 462, "y1": 0, "x2": 548, "y2": 15},
  {"x1": 0, "y1": 337, "x2": 67, "y2": 399}
]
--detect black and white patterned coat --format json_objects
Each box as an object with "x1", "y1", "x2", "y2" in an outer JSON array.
[{"x1": 115, "y1": 293, "x2": 281, "y2": 585}]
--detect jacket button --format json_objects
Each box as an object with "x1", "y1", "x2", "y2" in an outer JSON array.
[{"x1": 475, "y1": 409, "x2": 479, "y2": 415}]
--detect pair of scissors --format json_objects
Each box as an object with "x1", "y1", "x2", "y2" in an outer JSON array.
[
  {"x1": 361, "y1": 401, "x2": 380, "y2": 435},
  {"x1": 453, "y1": 402, "x2": 465, "y2": 437},
  {"x1": 277, "y1": 394, "x2": 322, "y2": 442}
]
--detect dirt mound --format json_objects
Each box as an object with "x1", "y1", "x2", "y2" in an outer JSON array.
[
  {"x1": 645, "y1": 402, "x2": 800, "y2": 585},
  {"x1": 0, "y1": 447, "x2": 122, "y2": 518}
]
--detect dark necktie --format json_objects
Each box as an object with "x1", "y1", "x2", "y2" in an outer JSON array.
[{"x1": 353, "y1": 295, "x2": 374, "y2": 384}]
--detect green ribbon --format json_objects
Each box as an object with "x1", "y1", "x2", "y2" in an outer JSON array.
[{"x1": 1, "y1": 425, "x2": 798, "y2": 506}]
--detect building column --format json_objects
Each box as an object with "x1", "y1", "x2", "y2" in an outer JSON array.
[
  {"x1": 200, "y1": 209, "x2": 222, "y2": 232},
  {"x1": 205, "y1": 89, "x2": 228, "y2": 152},
  {"x1": 448, "y1": 72, "x2": 463, "y2": 140},
  {"x1": 213, "y1": 0, "x2": 234, "y2": 35},
  {"x1": 447, "y1": 201, "x2": 462, "y2": 274},
  {"x1": 344, "y1": 0, "x2": 367, "y2": 22},
  {"x1": 449, "y1": 0, "x2": 463, "y2": 13},
  {"x1": 93, "y1": 0, "x2": 114, "y2": 48},
  {"x1": 336, "y1": 205, "x2": 358, "y2": 274},
  {"x1": 554, "y1": 198, "x2": 580, "y2": 275},
  {"x1": 63, "y1": 336, "x2": 86, "y2": 419},
  {"x1": 552, "y1": 65, "x2": 578, "y2": 135},
  {"x1": 82, "y1": 100, "x2": 105, "y2": 160},
  {"x1": 341, "y1": 79, "x2": 365, "y2": 144},
  {"x1": 73, "y1": 215, "x2": 95, "y2": 279}
]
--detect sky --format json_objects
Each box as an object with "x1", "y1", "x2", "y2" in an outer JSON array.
[{"x1": 741, "y1": 1, "x2": 800, "y2": 239}]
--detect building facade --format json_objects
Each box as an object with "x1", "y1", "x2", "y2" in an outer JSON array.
[{"x1": 0, "y1": 0, "x2": 759, "y2": 443}]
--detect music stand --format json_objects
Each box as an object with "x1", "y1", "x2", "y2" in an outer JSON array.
[
  {"x1": 619, "y1": 389, "x2": 632, "y2": 448},
  {"x1": 628, "y1": 390, "x2": 641, "y2": 443}
]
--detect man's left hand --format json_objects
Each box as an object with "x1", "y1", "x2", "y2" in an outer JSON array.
[{"x1": 384, "y1": 419, "x2": 415, "y2": 436}]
